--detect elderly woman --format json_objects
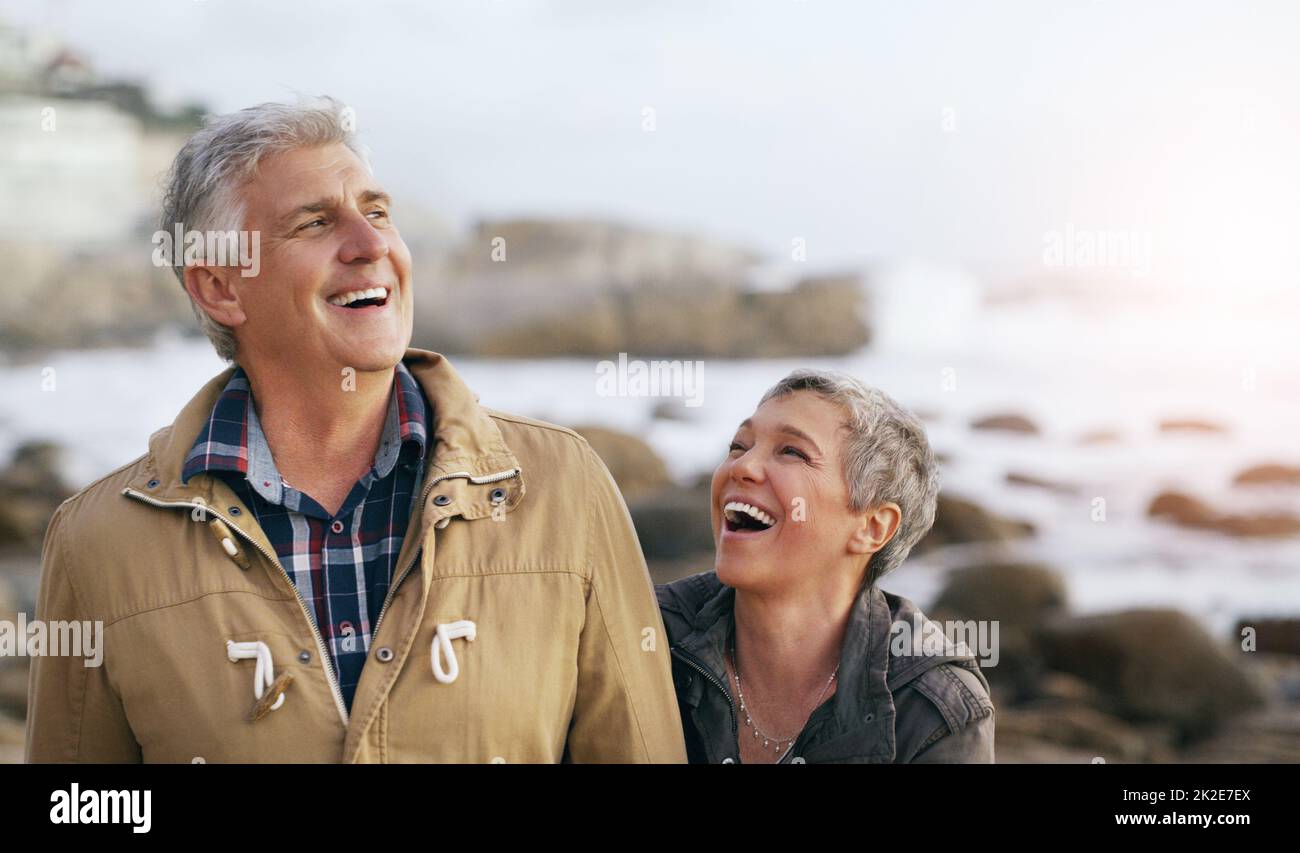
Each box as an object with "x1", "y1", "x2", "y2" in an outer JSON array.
[{"x1": 656, "y1": 369, "x2": 995, "y2": 763}]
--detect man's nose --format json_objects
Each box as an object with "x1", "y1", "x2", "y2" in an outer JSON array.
[{"x1": 338, "y1": 209, "x2": 389, "y2": 264}]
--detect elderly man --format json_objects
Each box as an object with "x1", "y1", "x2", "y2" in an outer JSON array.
[{"x1": 25, "y1": 97, "x2": 687, "y2": 763}]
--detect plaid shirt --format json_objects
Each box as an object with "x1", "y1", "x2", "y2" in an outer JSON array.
[{"x1": 182, "y1": 363, "x2": 430, "y2": 713}]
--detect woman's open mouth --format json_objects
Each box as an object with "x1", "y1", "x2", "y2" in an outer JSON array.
[
  {"x1": 326, "y1": 286, "x2": 391, "y2": 310},
  {"x1": 722, "y1": 501, "x2": 777, "y2": 534}
]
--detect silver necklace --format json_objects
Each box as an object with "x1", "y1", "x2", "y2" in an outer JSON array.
[{"x1": 729, "y1": 635, "x2": 840, "y2": 754}]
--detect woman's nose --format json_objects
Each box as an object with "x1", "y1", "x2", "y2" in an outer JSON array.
[{"x1": 730, "y1": 447, "x2": 765, "y2": 483}]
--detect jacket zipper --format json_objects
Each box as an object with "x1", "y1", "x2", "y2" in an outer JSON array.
[
  {"x1": 122, "y1": 487, "x2": 351, "y2": 728},
  {"x1": 369, "y1": 466, "x2": 521, "y2": 645},
  {"x1": 670, "y1": 645, "x2": 739, "y2": 759}
]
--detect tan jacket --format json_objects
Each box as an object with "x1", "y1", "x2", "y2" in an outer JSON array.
[{"x1": 25, "y1": 348, "x2": 687, "y2": 763}]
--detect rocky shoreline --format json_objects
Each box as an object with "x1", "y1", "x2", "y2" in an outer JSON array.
[
  {"x1": 2, "y1": 423, "x2": 1298, "y2": 763},
  {"x1": 0, "y1": 218, "x2": 870, "y2": 361}
]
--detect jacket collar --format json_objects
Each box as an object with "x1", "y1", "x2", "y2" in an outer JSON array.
[
  {"x1": 661, "y1": 571, "x2": 978, "y2": 763},
  {"x1": 125, "y1": 348, "x2": 524, "y2": 527},
  {"x1": 178, "y1": 361, "x2": 428, "y2": 507}
]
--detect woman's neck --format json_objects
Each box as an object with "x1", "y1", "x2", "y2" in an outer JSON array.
[{"x1": 730, "y1": 577, "x2": 857, "y2": 708}]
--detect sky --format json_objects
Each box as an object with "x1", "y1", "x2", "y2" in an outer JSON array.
[{"x1": 4, "y1": 0, "x2": 1300, "y2": 287}]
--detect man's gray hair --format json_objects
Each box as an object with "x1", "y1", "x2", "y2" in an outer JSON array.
[
  {"x1": 758, "y1": 368, "x2": 940, "y2": 586},
  {"x1": 159, "y1": 95, "x2": 370, "y2": 362}
]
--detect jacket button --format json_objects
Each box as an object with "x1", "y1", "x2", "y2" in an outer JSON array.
[
  {"x1": 376, "y1": 647, "x2": 394, "y2": 663},
  {"x1": 722, "y1": 757, "x2": 735, "y2": 764},
  {"x1": 433, "y1": 494, "x2": 451, "y2": 506},
  {"x1": 298, "y1": 651, "x2": 311, "y2": 664},
  {"x1": 330, "y1": 520, "x2": 344, "y2": 534},
  {"x1": 146, "y1": 478, "x2": 160, "y2": 489},
  {"x1": 228, "y1": 506, "x2": 242, "y2": 516},
  {"x1": 489, "y1": 488, "x2": 506, "y2": 503},
  {"x1": 865, "y1": 713, "x2": 875, "y2": 722}
]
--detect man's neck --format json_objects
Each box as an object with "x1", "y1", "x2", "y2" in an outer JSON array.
[{"x1": 242, "y1": 360, "x2": 396, "y2": 517}]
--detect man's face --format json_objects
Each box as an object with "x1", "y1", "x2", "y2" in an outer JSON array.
[{"x1": 232, "y1": 142, "x2": 413, "y2": 376}]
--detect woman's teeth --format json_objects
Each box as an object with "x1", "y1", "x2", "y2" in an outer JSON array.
[
  {"x1": 327, "y1": 286, "x2": 389, "y2": 307},
  {"x1": 723, "y1": 501, "x2": 776, "y2": 530}
]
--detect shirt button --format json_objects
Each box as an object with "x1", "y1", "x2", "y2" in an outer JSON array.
[
  {"x1": 330, "y1": 520, "x2": 344, "y2": 534},
  {"x1": 376, "y1": 647, "x2": 394, "y2": 663}
]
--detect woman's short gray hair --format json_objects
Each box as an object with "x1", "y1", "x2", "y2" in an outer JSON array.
[
  {"x1": 159, "y1": 95, "x2": 371, "y2": 362},
  {"x1": 758, "y1": 368, "x2": 940, "y2": 585}
]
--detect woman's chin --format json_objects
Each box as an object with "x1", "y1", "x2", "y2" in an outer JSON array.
[{"x1": 715, "y1": 557, "x2": 768, "y2": 590}]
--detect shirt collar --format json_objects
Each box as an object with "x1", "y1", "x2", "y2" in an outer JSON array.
[{"x1": 181, "y1": 362, "x2": 429, "y2": 504}]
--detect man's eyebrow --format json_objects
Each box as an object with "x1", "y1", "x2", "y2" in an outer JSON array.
[
  {"x1": 275, "y1": 189, "x2": 392, "y2": 227},
  {"x1": 735, "y1": 419, "x2": 822, "y2": 454}
]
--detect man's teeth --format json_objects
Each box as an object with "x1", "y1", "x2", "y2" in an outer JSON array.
[
  {"x1": 327, "y1": 286, "x2": 389, "y2": 307},
  {"x1": 723, "y1": 501, "x2": 776, "y2": 529}
]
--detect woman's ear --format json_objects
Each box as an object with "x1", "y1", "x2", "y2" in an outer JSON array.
[
  {"x1": 848, "y1": 501, "x2": 902, "y2": 556},
  {"x1": 183, "y1": 263, "x2": 247, "y2": 329}
]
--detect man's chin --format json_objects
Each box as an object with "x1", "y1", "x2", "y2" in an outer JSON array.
[{"x1": 331, "y1": 334, "x2": 410, "y2": 371}]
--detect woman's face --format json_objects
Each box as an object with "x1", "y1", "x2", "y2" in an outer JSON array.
[{"x1": 711, "y1": 389, "x2": 881, "y2": 595}]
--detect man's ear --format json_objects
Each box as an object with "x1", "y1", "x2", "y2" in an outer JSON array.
[
  {"x1": 183, "y1": 263, "x2": 246, "y2": 330},
  {"x1": 847, "y1": 501, "x2": 902, "y2": 557}
]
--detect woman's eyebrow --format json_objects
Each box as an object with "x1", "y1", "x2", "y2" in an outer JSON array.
[
  {"x1": 738, "y1": 418, "x2": 822, "y2": 454},
  {"x1": 776, "y1": 424, "x2": 821, "y2": 453}
]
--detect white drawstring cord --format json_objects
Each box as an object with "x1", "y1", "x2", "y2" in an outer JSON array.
[
  {"x1": 226, "y1": 640, "x2": 286, "y2": 711},
  {"x1": 431, "y1": 620, "x2": 476, "y2": 684}
]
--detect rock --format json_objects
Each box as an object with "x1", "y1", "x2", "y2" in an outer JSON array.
[
  {"x1": 0, "y1": 666, "x2": 26, "y2": 719},
  {"x1": 1216, "y1": 514, "x2": 1300, "y2": 538},
  {"x1": 932, "y1": 562, "x2": 1069, "y2": 630},
  {"x1": 413, "y1": 219, "x2": 872, "y2": 358},
  {"x1": 970, "y1": 413, "x2": 1039, "y2": 435},
  {"x1": 1032, "y1": 671, "x2": 1103, "y2": 707},
  {"x1": 1038, "y1": 609, "x2": 1267, "y2": 741},
  {"x1": 1159, "y1": 418, "x2": 1228, "y2": 435},
  {"x1": 913, "y1": 494, "x2": 1035, "y2": 554},
  {"x1": 1078, "y1": 429, "x2": 1123, "y2": 445},
  {"x1": 1234, "y1": 618, "x2": 1300, "y2": 657},
  {"x1": 628, "y1": 485, "x2": 714, "y2": 561},
  {"x1": 651, "y1": 401, "x2": 692, "y2": 422},
  {"x1": 0, "y1": 710, "x2": 24, "y2": 765},
  {"x1": 1233, "y1": 464, "x2": 1300, "y2": 488},
  {"x1": 929, "y1": 562, "x2": 1067, "y2": 699},
  {"x1": 0, "y1": 242, "x2": 195, "y2": 353},
  {"x1": 1005, "y1": 472, "x2": 1079, "y2": 495},
  {"x1": 1175, "y1": 705, "x2": 1300, "y2": 763},
  {"x1": 1147, "y1": 490, "x2": 1216, "y2": 527},
  {"x1": 0, "y1": 441, "x2": 73, "y2": 551},
  {"x1": 569, "y1": 425, "x2": 671, "y2": 502},
  {"x1": 994, "y1": 705, "x2": 1167, "y2": 763},
  {"x1": 475, "y1": 274, "x2": 871, "y2": 358},
  {"x1": 1148, "y1": 490, "x2": 1300, "y2": 538}
]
